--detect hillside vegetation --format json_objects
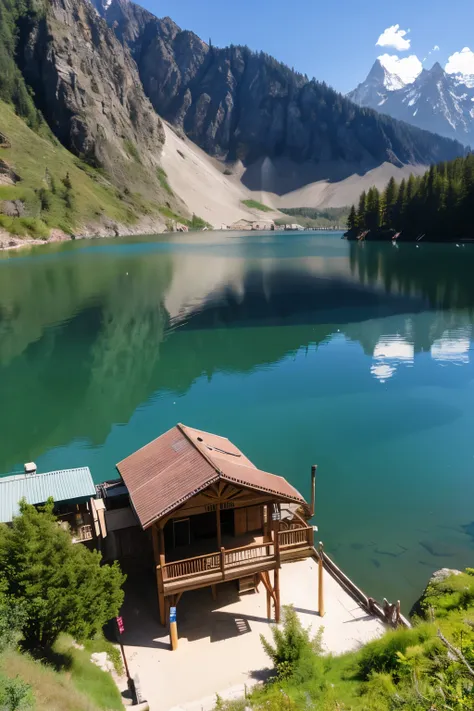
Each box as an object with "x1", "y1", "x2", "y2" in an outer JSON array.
[
  {"x1": 0, "y1": 502, "x2": 125, "y2": 710},
  {"x1": 215, "y1": 569, "x2": 474, "y2": 711},
  {"x1": 0, "y1": 100, "x2": 149, "y2": 237},
  {"x1": 347, "y1": 153, "x2": 474, "y2": 241}
]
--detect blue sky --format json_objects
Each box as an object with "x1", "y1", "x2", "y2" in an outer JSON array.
[{"x1": 140, "y1": 0, "x2": 474, "y2": 93}]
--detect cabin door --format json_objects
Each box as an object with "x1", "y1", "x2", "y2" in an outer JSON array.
[{"x1": 173, "y1": 518, "x2": 191, "y2": 548}]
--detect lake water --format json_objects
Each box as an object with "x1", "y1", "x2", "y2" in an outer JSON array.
[{"x1": 1, "y1": 231, "x2": 474, "y2": 609}]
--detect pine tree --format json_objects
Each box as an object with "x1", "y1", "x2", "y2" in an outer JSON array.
[
  {"x1": 0, "y1": 500, "x2": 125, "y2": 649},
  {"x1": 352, "y1": 154, "x2": 474, "y2": 241},
  {"x1": 356, "y1": 191, "x2": 367, "y2": 230},
  {"x1": 347, "y1": 205, "x2": 357, "y2": 231},
  {"x1": 365, "y1": 187, "x2": 380, "y2": 231},
  {"x1": 382, "y1": 177, "x2": 398, "y2": 227}
]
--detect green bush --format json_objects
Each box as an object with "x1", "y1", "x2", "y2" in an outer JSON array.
[
  {"x1": 0, "y1": 674, "x2": 34, "y2": 711},
  {"x1": 0, "y1": 215, "x2": 49, "y2": 239},
  {"x1": 260, "y1": 606, "x2": 322, "y2": 681},
  {"x1": 357, "y1": 623, "x2": 435, "y2": 680}
]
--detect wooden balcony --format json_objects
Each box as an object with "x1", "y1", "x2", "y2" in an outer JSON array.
[
  {"x1": 160, "y1": 525, "x2": 313, "y2": 595},
  {"x1": 71, "y1": 524, "x2": 94, "y2": 544}
]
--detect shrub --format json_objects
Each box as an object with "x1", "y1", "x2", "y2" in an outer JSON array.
[
  {"x1": 260, "y1": 606, "x2": 322, "y2": 680},
  {"x1": 0, "y1": 675, "x2": 34, "y2": 711},
  {"x1": 38, "y1": 188, "x2": 52, "y2": 212},
  {"x1": 357, "y1": 623, "x2": 435, "y2": 680},
  {"x1": 62, "y1": 173, "x2": 72, "y2": 190}
]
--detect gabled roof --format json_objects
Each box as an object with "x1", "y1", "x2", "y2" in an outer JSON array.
[
  {"x1": 116, "y1": 424, "x2": 307, "y2": 529},
  {"x1": 0, "y1": 467, "x2": 96, "y2": 523}
]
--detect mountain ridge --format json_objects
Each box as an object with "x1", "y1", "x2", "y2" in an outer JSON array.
[
  {"x1": 349, "y1": 58, "x2": 474, "y2": 146},
  {"x1": 0, "y1": 0, "x2": 469, "y2": 244},
  {"x1": 91, "y1": 0, "x2": 467, "y2": 172}
]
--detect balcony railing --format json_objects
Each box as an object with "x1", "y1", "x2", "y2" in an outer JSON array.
[
  {"x1": 72, "y1": 524, "x2": 93, "y2": 543},
  {"x1": 160, "y1": 526, "x2": 313, "y2": 590}
]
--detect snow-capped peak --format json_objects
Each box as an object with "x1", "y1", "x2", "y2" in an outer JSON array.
[{"x1": 348, "y1": 59, "x2": 474, "y2": 147}]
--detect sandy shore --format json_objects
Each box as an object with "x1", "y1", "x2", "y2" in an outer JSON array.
[{"x1": 117, "y1": 558, "x2": 385, "y2": 711}]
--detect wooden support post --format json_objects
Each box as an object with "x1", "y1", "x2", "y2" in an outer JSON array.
[
  {"x1": 216, "y1": 506, "x2": 222, "y2": 550},
  {"x1": 275, "y1": 523, "x2": 281, "y2": 569},
  {"x1": 157, "y1": 569, "x2": 165, "y2": 627},
  {"x1": 211, "y1": 584, "x2": 217, "y2": 601},
  {"x1": 261, "y1": 572, "x2": 273, "y2": 620},
  {"x1": 318, "y1": 541, "x2": 325, "y2": 618},
  {"x1": 310, "y1": 465, "x2": 317, "y2": 518},
  {"x1": 157, "y1": 523, "x2": 167, "y2": 626},
  {"x1": 220, "y1": 547, "x2": 225, "y2": 579},
  {"x1": 274, "y1": 567, "x2": 280, "y2": 623},
  {"x1": 151, "y1": 524, "x2": 163, "y2": 624},
  {"x1": 264, "y1": 504, "x2": 270, "y2": 540},
  {"x1": 169, "y1": 597, "x2": 178, "y2": 651}
]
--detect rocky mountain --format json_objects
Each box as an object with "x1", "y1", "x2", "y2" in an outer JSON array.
[
  {"x1": 0, "y1": 0, "x2": 469, "y2": 243},
  {"x1": 20, "y1": 0, "x2": 169, "y2": 197},
  {"x1": 349, "y1": 59, "x2": 474, "y2": 147},
  {"x1": 92, "y1": 0, "x2": 465, "y2": 173}
]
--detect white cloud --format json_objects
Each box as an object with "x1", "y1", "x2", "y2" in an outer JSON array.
[
  {"x1": 445, "y1": 47, "x2": 474, "y2": 77},
  {"x1": 378, "y1": 53, "x2": 423, "y2": 84},
  {"x1": 433, "y1": 45, "x2": 440, "y2": 52},
  {"x1": 376, "y1": 24, "x2": 411, "y2": 52}
]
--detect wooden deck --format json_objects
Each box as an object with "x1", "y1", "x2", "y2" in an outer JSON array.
[{"x1": 160, "y1": 525, "x2": 313, "y2": 595}]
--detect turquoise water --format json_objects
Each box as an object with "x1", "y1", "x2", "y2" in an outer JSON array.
[{"x1": 1, "y1": 231, "x2": 474, "y2": 608}]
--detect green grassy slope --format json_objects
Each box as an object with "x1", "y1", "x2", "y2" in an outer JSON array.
[{"x1": 0, "y1": 100, "x2": 158, "y2": 238}]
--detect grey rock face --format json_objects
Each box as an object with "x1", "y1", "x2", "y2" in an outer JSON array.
[
  {"x1": 21, "y1": 0, "x2": 165, "y2": 178},
  {"x1": 430, "y1": 568, "x2": 462, "y2": 584},
  {"x1": 94, "y1": 0, "x2": 466, "y2": 168}
]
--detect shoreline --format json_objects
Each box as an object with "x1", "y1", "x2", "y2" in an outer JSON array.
[
  {"x1": 0, "y1": 216, "x2": 169, "y2": 253},
  {"x1": 0, "y1": 225, "x2": 345, "y2": 253},
  {"x1": 344, "y1": 228, "x2": 474, "y2": 243}
]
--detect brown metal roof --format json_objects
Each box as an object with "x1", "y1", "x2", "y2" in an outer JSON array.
[{"x1": 116, "y1": 423, "x2": 308, "y2": 529}]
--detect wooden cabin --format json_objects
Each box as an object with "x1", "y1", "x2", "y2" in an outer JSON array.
[{"x1": 116, "y1": 423, "x2": 316, "y2": 648}]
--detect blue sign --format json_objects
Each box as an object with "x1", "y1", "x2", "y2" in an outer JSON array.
[{"x1": 170, "y1": 606, "x2": 177, "y2": 623}]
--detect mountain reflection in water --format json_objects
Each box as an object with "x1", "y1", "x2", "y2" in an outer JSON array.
[{"x1": 1, "y1": 232, "x2": 473, "y2": 608}]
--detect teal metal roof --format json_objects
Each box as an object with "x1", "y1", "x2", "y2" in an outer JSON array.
[{"x1": 0, "y1": 467, "x2": 96, "y2": 523}]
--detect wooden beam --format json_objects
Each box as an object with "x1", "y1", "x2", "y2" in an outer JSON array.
[
  {"x1": 159, "y1": 524, "x2": 166, "y2": 566},
  {"x1": 151, "y1": 524, "x2": 159, "y2": 565},
  {"x1": 216, "y1": 506, "x2": 222, "y2": 550},
  {"x1": 274, "y1": 567, "x2": 280, "y2": 623},
  {"x1": 318, "y1": 542, "x2": 325, "y2": 617},
  {"x1": 158, "y1": 571, "x2": 165, "y2": 627}
]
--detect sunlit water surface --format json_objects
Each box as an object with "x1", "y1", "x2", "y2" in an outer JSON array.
[{"x1": 1, "y1": 231, "x2": 474, "y2": 608}]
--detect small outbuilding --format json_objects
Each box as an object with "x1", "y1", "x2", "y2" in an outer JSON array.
[{"x1": 0, "y1": 464, "x2": 97, "y2": 543}]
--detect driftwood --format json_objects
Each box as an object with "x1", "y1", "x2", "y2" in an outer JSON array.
[{"x1": 437, "y1": 629, "x2": 474, "y2": 678}]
